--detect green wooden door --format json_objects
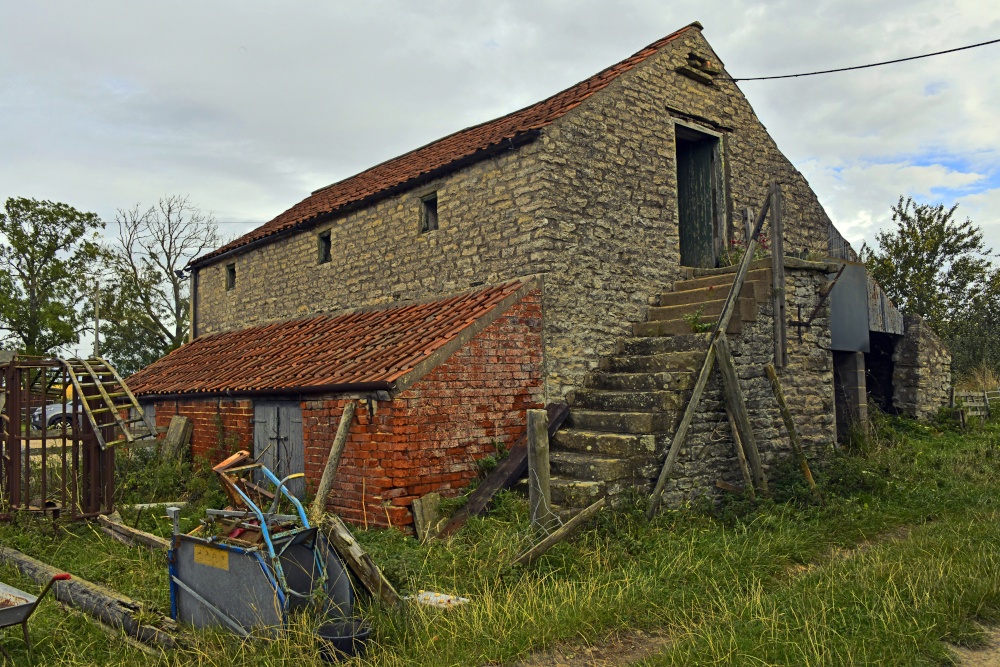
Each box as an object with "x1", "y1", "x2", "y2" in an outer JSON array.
[{"x1": 677, "y1": 139, "x2": 717, "y2": 268}]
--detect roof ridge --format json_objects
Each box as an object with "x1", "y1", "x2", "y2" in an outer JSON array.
[{"x1": 192, "y1": 25, "x2": 697, "y2": 267}]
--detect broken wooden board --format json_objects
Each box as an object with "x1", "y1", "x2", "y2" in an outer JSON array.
[
  {"x1": 321, "y1": 514, "x2": 403, "y2": 610},
  {"x1": 437, "y1": 402, "x2": 569, "y2": 539},
  {"x1": 160, "y1": 415, "x2": 192, "y2": 461}
]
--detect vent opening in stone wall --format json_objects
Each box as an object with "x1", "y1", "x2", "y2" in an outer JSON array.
[
  {"x1": 318, "y1": 230, "x2": 332, "y2": 264},
  {"x1": 675, "y1": 124, "x2": 723, "y2": 269},
  {"x1": 420, "y1": 193, "x2": 439, "y2": 233},
  {"x1": 225, "y1": 263, "x2": 236, "y2": 290}
]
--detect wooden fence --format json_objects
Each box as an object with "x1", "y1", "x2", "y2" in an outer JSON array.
[{"x1": 952, "y1": 390, "x2": 1000, "y2": 420}]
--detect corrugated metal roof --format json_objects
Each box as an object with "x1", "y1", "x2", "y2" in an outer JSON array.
[{"x1": 128, "y1": 281, "x2": 525, "y2": 396}]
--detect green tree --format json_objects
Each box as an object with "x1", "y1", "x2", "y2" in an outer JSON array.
[
  {"x1": 101, "y1": 195, "x2": 218, "y2": 374},
  {"x1": 860, "y1": 196, "x2": 1000, "y2": 378},
  {"x1": 0, "y1": 197, "x2": 104, "y2": 355}
]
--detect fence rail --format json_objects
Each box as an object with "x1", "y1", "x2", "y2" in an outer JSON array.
[{"x1": 953, "y1": 390, "x2": 1000, "y2": 418}]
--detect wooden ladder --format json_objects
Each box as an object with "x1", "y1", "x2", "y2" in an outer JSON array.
[{"x1": 61, "y1": 357, "x2": 158, "y2": 449}]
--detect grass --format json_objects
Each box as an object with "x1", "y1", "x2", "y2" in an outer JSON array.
[{"x1": 1, "y1": 411, "x2": 1000, "y2": 665}]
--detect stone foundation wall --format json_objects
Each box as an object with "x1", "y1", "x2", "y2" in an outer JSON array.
[
  {"x1": 658, "y1": 265, "x2": 836, "y2": 506},
  {"x1": 893, "y1": 314, "x2": 952, "y2": 420}
]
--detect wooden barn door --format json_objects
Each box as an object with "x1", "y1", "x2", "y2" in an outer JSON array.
[
  {"x1": 676, "y1": 124, "x2": 723, "y2": 268},
  {"x1": 253, "y1": 401, "x2": 305, "y2": 499}
]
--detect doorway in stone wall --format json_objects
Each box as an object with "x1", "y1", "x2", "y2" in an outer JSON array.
[
  {"x1": 253, "y1": 401, "x2": 305, "y2": 499},
  {"x1": 676, "y1": 123, "x2": 723, "y2": 268}
]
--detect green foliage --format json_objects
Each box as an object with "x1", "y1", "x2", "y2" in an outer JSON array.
[
  {"x1": 0, "y1": 197, "x2": 104, "y2": 355},
  {"x1": 860, "y1": 196, "x2": 1000, "y2": 377},
  {"x1": 684, "y1": 304, "x2": 712, "y2": 332}
]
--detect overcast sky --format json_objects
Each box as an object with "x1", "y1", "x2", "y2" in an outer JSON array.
[{"x1": 2, "y1": 1, "x2": 999, "y2": 256}]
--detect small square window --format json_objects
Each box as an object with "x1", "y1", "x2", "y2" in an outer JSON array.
[
  {"x1": 420, "y1": 193, "x2": 438, "y2": 233},
  {"x1": 318, "y1": 230, "x2": 332, "y2": 264},
  {"x1": 225, "y1": 263, "x2": 236, "y2": 290}
]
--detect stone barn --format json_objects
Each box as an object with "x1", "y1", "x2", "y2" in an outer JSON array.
[{"x1": 129, "y1": 22, "x2": 950, "y2": 530}]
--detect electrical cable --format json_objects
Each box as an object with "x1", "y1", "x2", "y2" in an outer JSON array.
[{"x1": 730, "y1": 36, "x2": 1000, "y2": 82}]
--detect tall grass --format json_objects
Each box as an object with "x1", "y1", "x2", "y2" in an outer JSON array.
[{"x1": 1, "y1": 413, "x2": 999, "y2": 665}]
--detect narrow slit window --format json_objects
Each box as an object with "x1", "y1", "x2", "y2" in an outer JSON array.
[
  {"x1": 225, "y1": 263, "x2": 236, "y2": 290},
  {"x1": 318, "y1": 230, "x2": 332, "y2": 264},
  {"x1": 420, "y1": 193, "x2": 438, "y2": 233}
]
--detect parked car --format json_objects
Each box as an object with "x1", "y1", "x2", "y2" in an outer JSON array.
[{"x1": 31, "y1": 404, "x2": 81, "y2": 430}]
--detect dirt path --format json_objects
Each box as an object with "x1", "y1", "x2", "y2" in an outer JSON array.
[
  {"x1": 951, "y1": 626, "x2": 1000, "y2": 666},
  {"x1": 507, "y1": 630, "x2": 669, "y2": 667}
]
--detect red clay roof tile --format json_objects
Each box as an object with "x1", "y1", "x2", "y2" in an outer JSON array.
[
  {"x1": 192, "y1": 25, "x2": 694, "y2": 266},
  {"x1": 128, "y1": 281, "x2": 525, "y2": 397}
]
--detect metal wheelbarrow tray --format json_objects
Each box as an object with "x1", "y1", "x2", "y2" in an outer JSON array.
[{"x1": 0, "y1": 573, "x2": 71, "y2": 660}]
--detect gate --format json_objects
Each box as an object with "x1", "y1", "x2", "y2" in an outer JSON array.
[{"x1": 253, "y1": 401, "x2": 305, "y2": 498}]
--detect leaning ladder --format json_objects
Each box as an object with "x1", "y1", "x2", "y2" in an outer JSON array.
[{"x1": 60, "y1": 357, "x2": 158, "y2": 449}]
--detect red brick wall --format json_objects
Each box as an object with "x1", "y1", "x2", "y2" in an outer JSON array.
[
  {"x1": 303, "y1": 290, "x2": 544, "y2": 530},
  {"x1": 144, "y1": 290, "x2": 543, "y2": 531},
  {"x1": 152, "y1": 399, "x2": 253, "y2": 464}
]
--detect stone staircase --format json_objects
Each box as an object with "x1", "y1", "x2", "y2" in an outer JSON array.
[{"x1": 549, "y1": 266, "x2": 773, "y2": 508}]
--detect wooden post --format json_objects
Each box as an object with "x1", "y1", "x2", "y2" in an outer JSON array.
[
  {"x1": 309, "y1": 400, "x2": 356, "y2": 524},
  {"x1": 512, "y1": 497, "x2": 606, "y2": 567},
  {"x1": 765, "y1": 364, "x2": 819, "y2": 498},
  {"x1": 770, "y1": 183, "x2": 787, "y2": 368},
  {"x1": 715, "y1": 335, "x2": 768, "y2": 494},
  {"x1": 437, "y1": 403, "x2": 570, "y2": 538},
  {"x1": 724, "y1": 406, "x2": 755, "y2": 500},
  {"x1": 527, "y1": 408, "x2": 557, "y2": 533}
]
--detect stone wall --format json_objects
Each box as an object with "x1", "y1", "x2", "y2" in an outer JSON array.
[
  {"x1": 193, "y1": 26, "x2": 838, "y2": 403},
  {"x1": 893, "y1": 314, "x2": 952, "y2": 420},
  {"x1": 657, "y1": 264, "x2": 836, "y2": 506}
]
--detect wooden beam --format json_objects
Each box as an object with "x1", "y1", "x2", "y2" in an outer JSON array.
[
  {"x1": 765, "y1": 364, "x2": 819, "y2": 498},
  {"x1": 715, "y1": 335, "x2": 768, "y2": 494},
  {"x1": 0, "y1": 545, "x2": 182, "y2": 649},
  {"x1": 321, "y1": 514, "x2": 403, "y2": 610},
  {"x1": 309, "y1": 400, "x2": 357, "y2": 524},
  {"x1": 527, "y1": 409, "x2": 557, "y2": 533},
  {"x1": 512, "y1": 497, "x2": 606, "y2": 567},
  {"x1": 437, "y1": 403, "x2": 569, "y2": 538},
  {"x1": 96, "y1": 515, "x2": 170, "y2": 551}
]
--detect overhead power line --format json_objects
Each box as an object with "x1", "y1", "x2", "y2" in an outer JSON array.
[{"x1": 731, "y1": 36, "x2": 1000, "y2": 82}]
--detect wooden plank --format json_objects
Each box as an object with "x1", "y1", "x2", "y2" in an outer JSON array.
[
  {"x1": 308, "y1": 400, "x2": 357, "y2": 524},
  {"x1": 715, "y1": 335, "x2": 768, "y2": 494},
  {"x1": 437, "y1": 403, "x2": 569, "y2": 538},
  {"x1": 320, "y1": 514, "x2": 403, "y2": 610},
  {"x1": 765, "y1": 364, "x2": 819, "y2": 499},
  {"x1": 527, "y1": 409, "x2": 557, "y2": 533},
  {"x1": 96, "y1": 515, "x2": 171, "y2": 551},
  {"x1": 160, "y1": 416, "x2": 192, "y2": 461},
  {"x1": 648, "y1": 185, "x2": 775, "y2": 519},
  {"x1": 512, "y1": 497, "x2": 606, "y2": 567}
]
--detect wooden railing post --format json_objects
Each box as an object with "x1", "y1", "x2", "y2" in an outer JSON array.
[
  {"x1": 527, "y1": 408, "x2": 557, "y2": 533},
  {"x1": 770, "y1": 182, "x2": 787, "y2": 368}
]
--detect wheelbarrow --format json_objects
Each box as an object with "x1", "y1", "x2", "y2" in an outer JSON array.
[{"x1": 0, "y1": 573, "x2": 71, "y2": 661}]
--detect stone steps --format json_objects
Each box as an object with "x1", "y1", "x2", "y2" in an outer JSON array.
[
  {"x1": 599, "y1": 350, "x2": 703, "y2": 373},
  {"x1": 544, "y1": 263, "x2": 768, "y2": 509},
  {"x1": 571, "y1": 388, "x2": 686, "y2": 412}
]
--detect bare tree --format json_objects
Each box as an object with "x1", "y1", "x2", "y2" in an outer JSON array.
[{"x1": 102, "y1": 195, "x2": 219, "y2": 373}]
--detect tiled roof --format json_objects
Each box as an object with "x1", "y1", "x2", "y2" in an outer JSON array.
[
  {"x1": 128, "y1": 280, "x2": 525, "y2": 396},
  {"x1": 193, "y1": 24, "x2": 696, "y2": 266}
]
